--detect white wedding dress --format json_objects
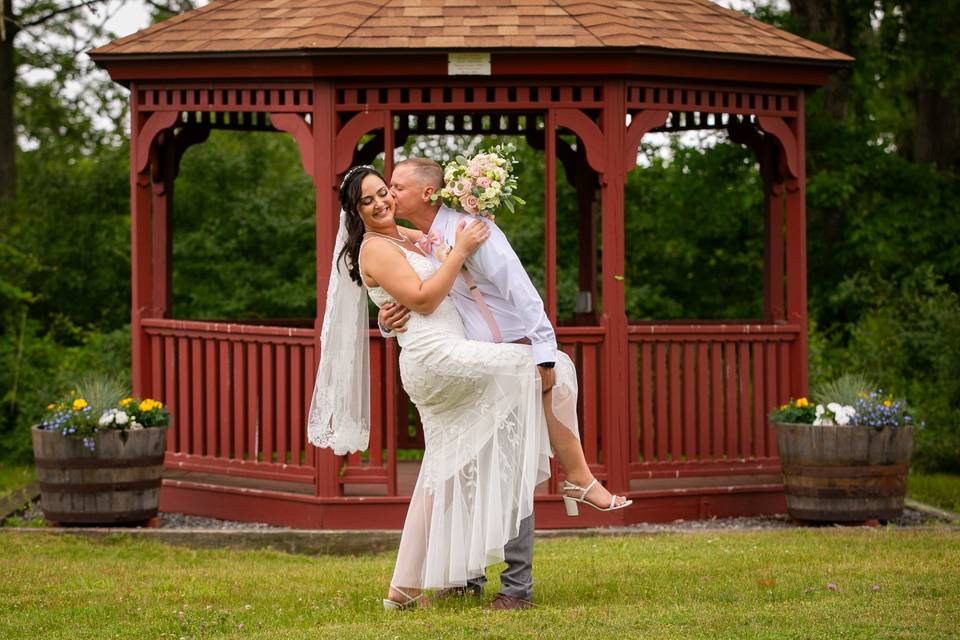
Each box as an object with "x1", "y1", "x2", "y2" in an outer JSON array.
[{"x1": 363, "y1": 239, "x2": 580, "y2": 590}]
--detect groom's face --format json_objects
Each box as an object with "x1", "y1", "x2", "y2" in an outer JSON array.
[{"x1": 390, "y1": 165, "x2": 428, "y2": 217}]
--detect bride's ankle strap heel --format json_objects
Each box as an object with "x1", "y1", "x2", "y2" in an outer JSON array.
[
  {"x1": 383, "y1": 586, "x2": 422, "y2": 611},
  {"x1": 560, "y1": 479, "x2": 633, "y2": 515}
]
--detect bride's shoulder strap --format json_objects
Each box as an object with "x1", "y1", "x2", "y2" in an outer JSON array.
[{"x1": 360, "y1": 235, "x2": 407, "y2": 254}]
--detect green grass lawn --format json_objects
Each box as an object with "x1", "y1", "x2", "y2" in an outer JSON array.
[
  {"x1": 1, "y1": 528, "x2": 958, "y2": 639},
  {"x1": 0, "y1": 463, "x2": 34, "y2": 499},
  {"x1": 908, "y1": 473, "x2": 960, "y2": 514}
]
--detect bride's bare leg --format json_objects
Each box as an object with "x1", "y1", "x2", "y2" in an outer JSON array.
[
  {"x1": 542, "y1": 389, "x2": 627, "y2": 508},
  {"x1": 386, "y1": 491, "x2": 432, "y2": 606}
]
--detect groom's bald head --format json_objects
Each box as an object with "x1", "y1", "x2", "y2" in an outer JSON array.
[{"x1": 394, "y1": 157, "x2": 443, "y2": 190}]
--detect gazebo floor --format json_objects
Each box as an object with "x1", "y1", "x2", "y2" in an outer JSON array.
[{"x1": 161, "y1": 462, "x2": 786, "y2": 529}]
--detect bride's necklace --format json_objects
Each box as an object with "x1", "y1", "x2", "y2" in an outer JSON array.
[
  {"x1": 365, "y1": 228, "x2": 427, "y2": 256},
  {"x1": 364, "y1": 229, "x2": 408, "y2": 243}
]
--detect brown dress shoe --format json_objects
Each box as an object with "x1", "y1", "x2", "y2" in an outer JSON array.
[{"x1": 489, "y1": 593, "x2": 535, "y2": 610}]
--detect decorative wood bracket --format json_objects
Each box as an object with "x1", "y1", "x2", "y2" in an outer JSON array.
[
  {"x1": 334, "y1": 112, "x2": 390, "y2": 177},
  {"x1": 756, "y1": 116, "x2": 801, "y2": 182},
  {"x1": 135, "y1": 111, "x2": 180, "y2": 175},
  {"x1": 555, "y1": 109, "x2": 607, "y2": 175},
  {"x1": 624, "y1": 110, "x2": 669, "y2": 174},
  {"x1": 270, "y1": 113, "x2": 315, "y2": 180}
]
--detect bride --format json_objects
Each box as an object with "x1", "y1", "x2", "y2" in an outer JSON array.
[{"x1": 308, "y1": 165, "x2": 630, "y2": 610}]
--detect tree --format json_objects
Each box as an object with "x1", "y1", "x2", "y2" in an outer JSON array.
[
  {"x1": 0, "y1": 0, "x2": 194, "y2": 219},
  {"x1": 881, "y1": 0, "x2": 960, "y2": 173}
]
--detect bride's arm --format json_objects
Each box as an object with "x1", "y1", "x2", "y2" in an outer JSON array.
[{"x1": 362, "y1": 221, "x2": 489, "y2": 315}]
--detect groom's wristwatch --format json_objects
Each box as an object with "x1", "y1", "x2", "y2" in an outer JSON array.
[{"x1": 538, "y1": 362, "x2": 555, "y2": 369}]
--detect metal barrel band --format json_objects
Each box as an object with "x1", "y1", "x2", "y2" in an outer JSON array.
[
  {"x1": 780, "y1": 463, "x2": 909, "y2": 478},
  {"x1": 41, "y1": 508, "x2": 160, "y2": 524},
  {"x1": 38, "y1": 478, "x2": 162, "y2": 494},
  {"x1": 34, "y1": 455, "x2": 165, "y2": 470},
  {"x1": 784, "y1": 485, "x2": 906, "y2": 499}
]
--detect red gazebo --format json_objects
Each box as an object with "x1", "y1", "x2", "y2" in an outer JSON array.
[{"x1": 91, "y1": 0, "x2": 849, "y2": 528}]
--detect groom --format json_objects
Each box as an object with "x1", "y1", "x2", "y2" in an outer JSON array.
[{"x1": 380, "y1": 157, "x2": 557, "y2": 610}]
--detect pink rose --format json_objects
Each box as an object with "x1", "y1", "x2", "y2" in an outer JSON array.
[
  {"x1": 451, "y1": 179, "x2": 470, "y2": 197},
  {"x1": 476, "y1": 176, "x2": 491, "y2": 188},
  {"x1": 460, "y1": 194, "x2": 480, "y2": 215},
  {"x1": 468, "y1": 165, "x2": 482, "y2": 178}
]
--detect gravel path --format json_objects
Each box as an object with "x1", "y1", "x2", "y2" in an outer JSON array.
[{"x1": 5, "y1": 502, "x2": 946, "y2": 531}]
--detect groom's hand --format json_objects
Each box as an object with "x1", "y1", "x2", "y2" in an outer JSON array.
[
  {"x1": 379, "y1": 303, "x2": 410, "y2": 333},
  {"x1": 537, "y1": 365, "x2": 556, "y2": 393}
]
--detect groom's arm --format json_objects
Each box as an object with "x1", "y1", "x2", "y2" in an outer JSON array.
[{"x1": 467, "y1": 220, "x2": 557, "y2": 365}]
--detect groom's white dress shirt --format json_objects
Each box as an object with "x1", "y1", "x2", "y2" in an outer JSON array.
[{"x1": 427, "y1": 205, "x2": 557, "y2": 365}]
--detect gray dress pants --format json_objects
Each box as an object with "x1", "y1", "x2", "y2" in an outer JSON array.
[{"x1": 467, "y1": 513, "x2": 534, "y2": 601}]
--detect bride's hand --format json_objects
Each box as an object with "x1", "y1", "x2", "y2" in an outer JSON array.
[{"x1": 452, "y1": 219, "x2": 490, "y2": 258}]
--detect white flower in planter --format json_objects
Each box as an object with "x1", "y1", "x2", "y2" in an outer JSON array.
[
  {"x1": 115, "y1": 411, "x2": 129, "y2": 425},
  {"x1": 814, "y1": 404, "x2": 831, "y2": 425},
  {"x1": 814, "y1": 402, "x2": 857, "y2": 426},
  {"x1": 828, "y1": 402, "x2": 856, "y2": 425}
]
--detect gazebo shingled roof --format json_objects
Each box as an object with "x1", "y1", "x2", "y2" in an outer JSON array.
[{"x1": 91, "y1": 0, "x2": 851, "y2": 63}]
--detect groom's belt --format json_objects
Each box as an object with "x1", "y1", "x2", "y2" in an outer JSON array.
[{"x1": 509, "y1": 337, "x2": 532, "y2": 345}]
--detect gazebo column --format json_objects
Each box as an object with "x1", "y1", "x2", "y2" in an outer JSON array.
[
  {"x1": 784, "y1": 97, "x2": 809, "y2": 397},
  {"x1": 129, "y1": 85, "x2": 178, "y2": 398},
  {"x1": 757, "y1": 100, "x2": 809, "y2": 399},
  {"x1": 312, "y1": 80, "x2": 342, "y2": 498},
  {"x1": 598, "y1": 80, "x2": 630, "y2": 493}
]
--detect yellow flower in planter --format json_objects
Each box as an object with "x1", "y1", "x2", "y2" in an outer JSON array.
[
  {"x1": 796, "y1": 397, "x2": 809, "y2": 408},
  {"x1": 120, "y1": 397, "x2": 135, "y2": 407},
  {"x1": 72, "y1": 399, "x2": 88, "y2": 411},
  {"x1": 138, "y1": 399, "x2": 164, "y2": 412}
]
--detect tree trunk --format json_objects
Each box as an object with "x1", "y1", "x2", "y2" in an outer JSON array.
[
  {"x1": 0, "y1": 0, "x2": 17, "y2": 220},
  {"x1": 907, "y1": 78, "x2": 960, "y2": 173},
  {"x1": 790, "y1": 0, "x2": 856, "y2": 120}
]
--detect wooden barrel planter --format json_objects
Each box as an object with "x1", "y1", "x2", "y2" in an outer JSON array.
[
  {"x1": 773, "y1": 423, "x2": 913, "y2": 522},
  {"x1": 31, "y1": 426, "x2": 166, "y2": 526}
]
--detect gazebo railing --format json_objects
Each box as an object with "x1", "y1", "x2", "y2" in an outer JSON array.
[
  {"x1": 142, "y1": 318, "x2": 317, "y2": 484},
  {"x1": 142, "y1": 319, "x2": 794, "y2": 495},
  {"x1": 627, "y1": 322, "x2": 799, "y2": 478}
]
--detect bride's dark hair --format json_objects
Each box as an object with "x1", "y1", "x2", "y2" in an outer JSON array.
[{"x1": 337, "y1": 165, "x2": 382, "y2": 286}]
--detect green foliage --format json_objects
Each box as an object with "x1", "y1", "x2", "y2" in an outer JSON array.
[
  {"x1": 69, "y1": 372, "x2": 128, "y2": 415},
  {"x1": 624, "y1": 138, "x2": 765, "y2": 320},
  {"x1": 811, "y1": 373, "x2": 876, "y2": 407},
  {"x1": 826, "y1": 268, "x2": 960, "y2": 471},
  {"x1": 14, "y1": 142, "x2": 131, "y2": 333},
  {"x1": 769, "y1": 398, "x2": 817, "y2": 425},
  {"x1": 908, "y1": 472, "x2": 960, "y2": 514},
  {"x1": 171, "y1": 130, "x2": 316, "y2": 321}
]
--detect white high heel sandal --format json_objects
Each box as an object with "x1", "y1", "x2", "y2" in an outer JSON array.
[
  {"x1": 383, "y1": 587, "x2": 422, "y2": 611},
  {"x1": 561, "y1": 479, "x2": 633, "y2": 516}
]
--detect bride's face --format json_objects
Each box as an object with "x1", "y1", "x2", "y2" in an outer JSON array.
[{"x1": 356, "y1": 174, "x2": 396, "y2": 230}]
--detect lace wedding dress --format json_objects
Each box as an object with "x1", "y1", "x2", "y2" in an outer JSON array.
[{"x1": 364, "y1": 241, "x2": 580, "y2": 590}]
